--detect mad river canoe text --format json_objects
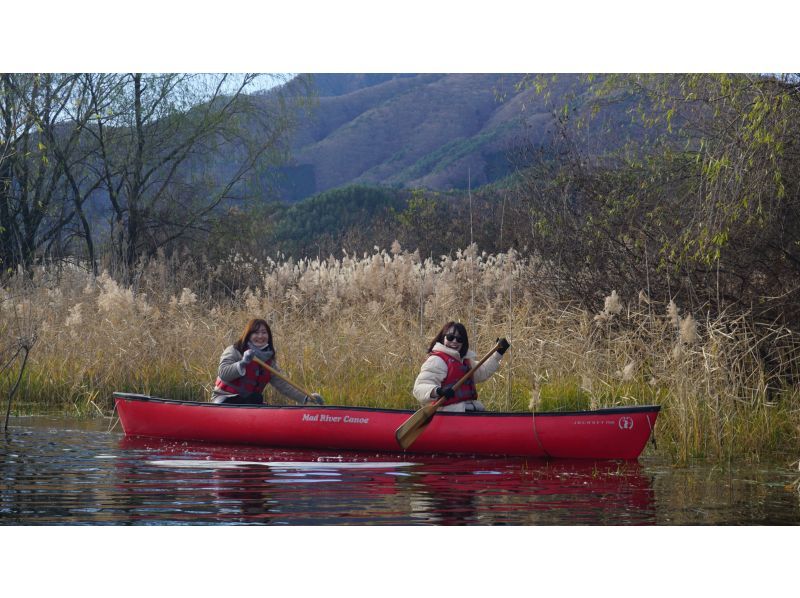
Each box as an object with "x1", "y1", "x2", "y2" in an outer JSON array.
[{"x1": 302, "y1": 413, "x2": 370, "y2": 425}]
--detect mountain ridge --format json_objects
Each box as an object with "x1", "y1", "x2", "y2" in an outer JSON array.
[{"x1": 270, "y1": 73, "x2": 578, "y2": 200}]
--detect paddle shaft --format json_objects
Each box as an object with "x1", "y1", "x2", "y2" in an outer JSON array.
[
  {"x1": 252, "y1": 356, "x2": 314, "y2": 399},
  {"x1": 394, "y1": 341, "x2": 503, "y2": 450}
]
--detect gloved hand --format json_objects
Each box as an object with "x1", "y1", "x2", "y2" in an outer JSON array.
[
  {"x1": 241, "y1": 349, "x2": 256, "y2": 365},
  {"x1": 305, "y1": 393, "x2": 325, "y2": 405},
  {"x1": 435, "y1": 385, "x2": 456, "y2": 399},
  {"x1": 496, "y1": 337, "x2": 511, "y2": 355}
]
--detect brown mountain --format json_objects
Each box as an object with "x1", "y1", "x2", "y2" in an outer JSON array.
[{"x1": 272, "y1": 73, "x2": 591, "y2": 200}]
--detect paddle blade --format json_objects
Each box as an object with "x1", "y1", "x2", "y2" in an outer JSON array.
[{"x1": 395, "y1": 403, "x2": 439, "y2": 450}]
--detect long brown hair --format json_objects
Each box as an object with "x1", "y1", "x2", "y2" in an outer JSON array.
[
  {"x1": 234, "y1": 318, "x2": 275, "y2": 355},
  {"x1": 427, "y1": 321, "x2": 469, "y2": 358}
]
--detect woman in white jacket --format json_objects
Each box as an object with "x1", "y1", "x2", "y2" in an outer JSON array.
[{"x1": 412, "y1": 321, "x2": 510, "y2": 412}]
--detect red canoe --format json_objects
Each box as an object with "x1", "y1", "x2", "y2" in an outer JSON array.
[{"x1": 113, "y1": 393, "x2": 660, "y2": 459}]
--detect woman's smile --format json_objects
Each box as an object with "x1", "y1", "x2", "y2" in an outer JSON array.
[{"x1": 250, "y1": 327, "x2": 270, "y2": 347}]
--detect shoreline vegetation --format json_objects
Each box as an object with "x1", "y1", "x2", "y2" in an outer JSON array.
[{"x1": 2, "y1": 245, "x2": 799, "y2": 463}]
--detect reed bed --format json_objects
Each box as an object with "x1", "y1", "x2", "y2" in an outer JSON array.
[{"x1": 2, "y1": 244, "x2": 799, "y2": 462}]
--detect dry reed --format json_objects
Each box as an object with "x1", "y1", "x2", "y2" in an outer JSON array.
[{"x1": 2, "y1": 245, "x2": 799, "y2": 462}]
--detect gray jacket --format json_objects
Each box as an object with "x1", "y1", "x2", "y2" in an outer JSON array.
[{"x1": 212, "y1": 344, "x2": 309, "y2": 404}]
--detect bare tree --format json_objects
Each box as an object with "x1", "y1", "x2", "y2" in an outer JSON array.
[
  {"x1": 82, "y1": 73, "x2": 301, "y2": 281},
  {"x1": 1, "y1": 73, "x2": 306, "y2": 278},
  {"x1": 0, "y1": 74, "x2": 83, "y2": 273}
]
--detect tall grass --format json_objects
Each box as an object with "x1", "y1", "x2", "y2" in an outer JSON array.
[{"x1": 2, "y1": 245, "x2": 799, "y2": 461}]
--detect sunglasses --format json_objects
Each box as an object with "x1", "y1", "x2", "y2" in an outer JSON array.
[{"x1": 444, "y1": 333, "x2": 465, "y2": 343}]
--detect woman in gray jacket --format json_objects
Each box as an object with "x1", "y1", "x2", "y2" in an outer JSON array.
[{"x1": 212, "y1": 318, "x2": 324, "y2": 406}]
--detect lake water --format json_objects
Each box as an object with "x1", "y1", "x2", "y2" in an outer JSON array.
[{"x1": 1, "y1": 416, "x2": 798, "y2": 525}]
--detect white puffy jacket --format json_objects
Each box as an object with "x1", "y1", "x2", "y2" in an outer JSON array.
[{"x1": 412, "y1": 342, "x2": 502, "y2": 412}]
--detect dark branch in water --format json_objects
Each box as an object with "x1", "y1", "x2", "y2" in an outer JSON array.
[{"x1": 3, "y1": 338, "x2": 34, "y2": 432}]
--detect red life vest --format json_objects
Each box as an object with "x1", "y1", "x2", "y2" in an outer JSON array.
[
  {"x1": 215, "y1": 358, "x2": 272, "y2": 396},
  {"x1": 429, "y1": 350, "x2": 478, "y2": 405}
]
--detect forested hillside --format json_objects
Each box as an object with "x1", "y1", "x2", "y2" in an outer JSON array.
[
  {"x1": 245, "y1": 74, "x2": 800, "y2": 330},
  {"x1": 3, "y1": 73, "x2": 800, "y2": 330},
  {"x1": 268, "y1": 73, "x2": 621, "y2": 200}
]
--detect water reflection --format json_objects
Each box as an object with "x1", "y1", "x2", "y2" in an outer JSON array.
[
  {"x1": 401, "y1": 458, "x2": 655, "y2": 525},
  {"x1": 114, "y1": 436, "x2": 656, "y2": 524},
  {"x1": 2, "y1": 417, "x2": 798, "y2": 525}
]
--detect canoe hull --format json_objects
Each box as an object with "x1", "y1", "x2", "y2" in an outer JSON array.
[{"x1": 113, "y1": 393, "x2": 660, "y2": 459}]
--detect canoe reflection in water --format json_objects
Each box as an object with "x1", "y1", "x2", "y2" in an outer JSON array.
[
  {"x1": 116, "y1": 437, "x2": 656, "y2": 524},
  {"x1": 404, "y1": 458, "x2": 655, "y2": 525}
]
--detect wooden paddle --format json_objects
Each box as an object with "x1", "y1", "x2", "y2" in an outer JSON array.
[
  {"x1": 395, "y1": 340, "x2": 503, "y2": 451},
  {"x1": 252, "y1": 356, "x2": 319, "y2": 403}
]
